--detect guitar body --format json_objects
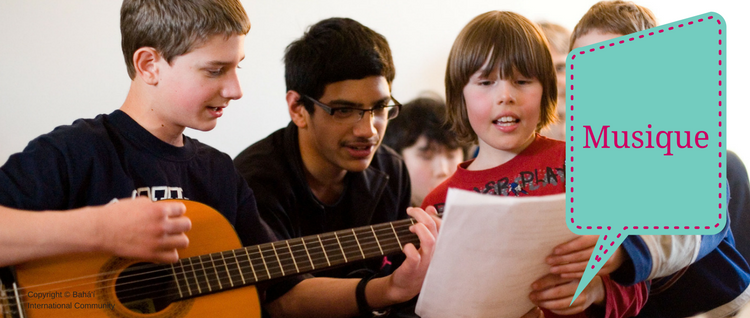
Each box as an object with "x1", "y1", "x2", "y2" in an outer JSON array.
[{"x1": 12, "y1": 200, "x2": 260, "y2": 318}]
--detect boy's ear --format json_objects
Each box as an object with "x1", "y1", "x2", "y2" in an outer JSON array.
[
  {"x1": 287, "y1": 90, "x2": 309, "y2": 129},
  {"x1": 132, "y1": 47, "x2": 161, "y2": 85}
]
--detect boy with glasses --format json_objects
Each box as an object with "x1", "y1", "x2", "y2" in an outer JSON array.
[{"x1": 234, "y1": 18, "x2": 437, "y2": 317}]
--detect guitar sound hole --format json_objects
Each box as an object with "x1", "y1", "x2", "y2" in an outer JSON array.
[{"x1": 114, "y1": 262, "x2": 176, "y2": 314}]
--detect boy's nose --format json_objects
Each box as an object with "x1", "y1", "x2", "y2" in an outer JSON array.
[
  {"x1": 352, "y1": 112, "x2": 378, "y2": 138},
  {"x1": 222, "y1": 73, "x2": 243, "y2": 100},
  {"x1": 494, "y1": 82, "x2": 516, "y2": 105},
  {"x1": 433, "y1": 156, "x2": 451, "y2": 178}
]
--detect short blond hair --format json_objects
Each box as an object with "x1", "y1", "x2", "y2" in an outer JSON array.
[
  {"x1": 445, "y1": 11, "x2": 557, "y2": 144},
  {"x1": 570, "y1": 0, "x2": 657, "y2": 51}
]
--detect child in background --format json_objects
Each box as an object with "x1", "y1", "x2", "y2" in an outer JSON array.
[
  {"x1": 537, "y1": 22, "x2": 570, "y2": 141},
  {"x1": 420, "y1": 10, "x2": 647, "y2": 317},
  {"x1": 548, "y1": 1, "x2": 750, "y2": 316},
  {"x1": 382, "y1": 97, "x2": 467, "y2": 207}
]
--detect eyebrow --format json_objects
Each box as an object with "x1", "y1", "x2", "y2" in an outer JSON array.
[
  {"x1": 205, "y1": 55, "x2": 246, "y2": 66},
  {"x1": 417, "y1": 140, "x2": 442, "y2": 153},
  {"x1": 417, "y1": 145, "x2": 434, "y2": 152},
  {"x1": 327, "y1": 96, "x2": 391, "y2": 108}
]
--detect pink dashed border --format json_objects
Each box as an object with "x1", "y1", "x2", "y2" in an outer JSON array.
[{"x1": 568, "y1": 15, "x2": 724, "y2": 233}]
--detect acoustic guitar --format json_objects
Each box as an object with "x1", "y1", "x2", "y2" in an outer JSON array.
[{"x1": 0, "y1": 200, "x2": 420, "y2": 318}]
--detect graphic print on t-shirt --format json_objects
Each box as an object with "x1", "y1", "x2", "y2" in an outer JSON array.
[
  {"x1": 131, "y1": 186, "x2": 188, "y2": 201},
  {"x1": 473, "y1": 166, "x2": 565, "y2": 197}
]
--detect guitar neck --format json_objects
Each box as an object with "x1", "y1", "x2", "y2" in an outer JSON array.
[
  {"x1": 0, "y1": 269, "x2": 22, "y2": 318},
  {"x1": 167, "y1": 218, "x2": 419, "y2": 300}
]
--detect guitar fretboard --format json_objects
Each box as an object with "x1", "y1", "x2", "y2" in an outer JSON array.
[
  {"x1": 0, "y1": 280, "x2": 21, "y2": 318},
  {"x1": 167, "y1": 218, "x2": 418, "y2": 300}
]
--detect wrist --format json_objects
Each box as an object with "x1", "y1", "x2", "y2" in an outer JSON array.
[
  {"x1": 382, "y1": 274, "x2": 415, "y2": 304},
  {"x1": 592, "y1": 276, "x2": 606, "y2": 306},
  {"x1": 83, "y1": 207, "x2": 108, "y2": 254},
  {"x1": 362, "y1": 275, "x2": 406, "y2": 317},
  {"x1": 363, "y1": 275, "x2": 406, "y2": 311},
  {"x1": 357, "y1": 275, "x2": 377, "y2": 316}
]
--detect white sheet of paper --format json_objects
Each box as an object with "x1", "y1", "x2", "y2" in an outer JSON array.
[{"x1": 416, "y1": 189, "x2": 575, "y2": 318}]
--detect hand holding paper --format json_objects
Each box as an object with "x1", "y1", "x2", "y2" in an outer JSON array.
[
  {"x1": 415, "y1": 189, "x2": 576, "y2": 318},
  {"x1": 529, "y1": 274, "x2": 605, "y2": 315},
  {"x1": 546, "y1": 235, "x2": 625, "y2": 278}
]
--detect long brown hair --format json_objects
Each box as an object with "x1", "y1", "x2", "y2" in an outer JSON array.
[{"x1": 445, "y1": 11, "x2": 557, "y2": 144}]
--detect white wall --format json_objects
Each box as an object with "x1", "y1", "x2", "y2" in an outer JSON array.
[{"x1": 1, "y1": 0, "x2": 747, "y2": 165}]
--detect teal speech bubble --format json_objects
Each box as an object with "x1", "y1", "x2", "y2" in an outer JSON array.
[{"x1": 566, "y1": 13, "x2": 727, "y2": 304}]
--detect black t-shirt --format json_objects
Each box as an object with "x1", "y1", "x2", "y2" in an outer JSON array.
[{"x1": 0, "y1": 109, "x2": 276, "y2": 248}]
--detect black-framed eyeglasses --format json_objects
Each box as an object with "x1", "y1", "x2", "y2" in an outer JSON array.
[{"x1": 303, "y1": 95, "x2": 401, "y2": 123}]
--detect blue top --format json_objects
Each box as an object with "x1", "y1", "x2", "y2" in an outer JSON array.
[{"x1": 615, "y1": 197, "x2": 750, "y2": 316}]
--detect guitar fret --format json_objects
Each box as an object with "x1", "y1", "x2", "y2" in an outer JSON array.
[
  {"x1": 263, "y1": 244, "x2": 286, "y2": 279},
  {"x1": 170, "y1": 263, "x2": 184, "y2": 298},
  {"x1": 338, "y1": 229, "x2": 363, "y2": 262},
  {"x1": 305, "y1": 236, "x2": 328, "y2": 269},
  {"x1": 220, "y1": 252, "x2": 234, "y2": 288},
  {"x1": 291, "y1": 238, "x2": 314, "y2": 272},
  {"x1": 12, "y1": 283, "x2": 22, "y2": 318},
  {"x1": 353, "y1": 226, "x2": 380, "y2": 258},
  {"x1": 179, "y1": 259, "x2": 193, "y2": 296},
  {"x1": 301, "y1": 237, "x2": 315, "y2": 270},
  {"x1": 373, "y1": 223, "x2": 402, "y2": 255},
  {"x1": 232, "y1": 250, "x2": 246, "y2": 285},
  {"x1": 198, "y1": 255, "x2": 212, "y2": 292},
  {"x1": 227, "y1": 251, "x2": 245, "y2": 286},
  {"x1": 209, "y1": 253, "x2": 223, "y2": 290},
  {"x1": 258, "y1": 245, "x2": 272, "y2": 279},
  {"x1": 352, "y1": 229, "x2": 366, "y2": 259},
  {"x1": 0, "y1": 280, "x2": 8, "y2": 315},
  {"x1": 271, "y1": 243, "x2": 285, "y2": 277},
  {"x1": 244, "y1": 247, "x2": 258, "y2": 282},
  {"x1": 334, "y1": 232, "x2": 347, "y2": 263},
  {"x1": 371, "y1": 225, "x2": 384, "y2": 255},
  {"x1": 249, "y1": 247, "x2": 269, "y2": 281},
  {"x1": 318, "y1": 235, "x2": 331, "y2": 266},
  {"x1": 390, "y1": 223, "x2": 403, "y2": 250},
  {"x1": 273, "y1": 241, "x2": 296, "y2": 277},
  {"x1": 394, "y1": 223, "x2": 418, "y2": 247},
  {"x1": 286, "y1": 240, "x2": 300, "y2": 273},
  {"x1": 187, "y1": 257, "x2": 202, "y2": 294},
  {"x1": 194, "y1": 256, "x2": 211, "y2": 293}
]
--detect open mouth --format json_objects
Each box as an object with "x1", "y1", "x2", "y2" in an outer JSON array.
[
  {"x1": 493, "y1": 116, "x2": 520, "y2": 127},
  {"x1": 343, "y1": 143, "x2": 376, "y2": 159},
  {"x1": 348, "y1": 145, "x2": 372, "y2": 151}
]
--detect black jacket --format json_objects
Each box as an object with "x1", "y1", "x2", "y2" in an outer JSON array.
[{"x1": 234, "y1": 122, "x2": 412, "y2": 306}]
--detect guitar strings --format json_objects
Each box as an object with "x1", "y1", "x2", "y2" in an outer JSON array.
[
  {"x1": 51, "y1": 235, "x2": 421, "y2": 305},
  {"x1": 116, "y1": 230, "x2": 419, "y2": 297},
  {"x1": 0, "y1": 221, "x2": 420, "y2": 304},
  {"x1": 113, "y1": 237, "x2": 421, "y2": 305},
  {"x1": 0, "y1": 236, "x2": 420, "y2": 310},
  {"x1": 0, "y1": 235, "x2": 410, "y2": 303},
  {"x1": 5, "y1": 219, "x2": 415, "y2": 293}
]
